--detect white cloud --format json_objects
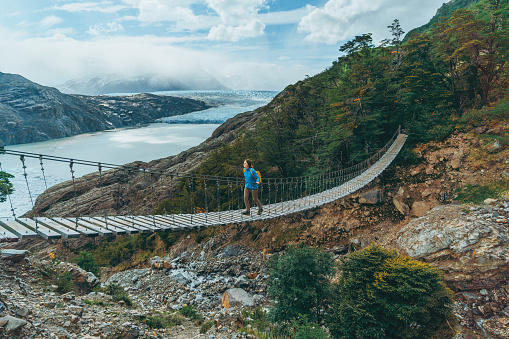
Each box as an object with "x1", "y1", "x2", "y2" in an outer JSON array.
[
  {"x1": 7, "y1": 11, "x2": 21, "y2": 18},
  {"x1": 206, "y1": 0, "x2": 266, "y2": 25},
  {"x1": 259, "y1": 6, "x2": 313, "y2": 25},
  {"x1": 208, "y1": 19, "x2": 265, "y2": 41},
  {"x1": 88, "y1": 22, "x2": 125, "y2": 35},
  {"x1": 120, "y1": 0, "x2": 213, "y2": 30},
  {"x1": 39, "y1": 16, "x2": 64, "y2": 29},
  {"x1": 298, "y1": 0, "x2": 446, "y2": 45},
  {"x1": 205, "y1": 0, "x2": 267, "y2": 41},
  {"x1": 54, "y1": 2, "x2": 127, "y2": 13}
]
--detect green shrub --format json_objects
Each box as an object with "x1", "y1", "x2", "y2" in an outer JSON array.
[
  {"x1": 56, "y1": 271, "x2": 74, "y2": 294},
  {"x1": 267, "y1": 245, "x2": 334, "y2": 324},
  {"x1": 327, "y1": 243, "x2": 455, "y2": 339},
  {"x1": 75, "y1": 251, "x2": 100, "y2": 276},
  {"x1": 200, "y1": 321, "x2": 214, "y2": 334},
  {"x1": 103, "y1": 283, "x2": 133, "y2": 307},
  {"x1": 179, "y1": 305, "x2": 203, "y2": 322},
  {"x1": 145, "y1": 313, "x2": 183, "y2": 328},
  {"x1": 293, "y1": 316, "x2": 330, "y2": 339}
]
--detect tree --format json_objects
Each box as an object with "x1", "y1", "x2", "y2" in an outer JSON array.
[
  {"x1": 388, "y1": 19, "x2": 405, "y2": 67},
  {"x1": 267, "y1": 245, "x2": 334, "y2": 324},
  {"x1": 75, "y1": 251, "x2": 100, "y2": 276},
  {"x1": 328, "y1": 244, "x2": 455, "y2": 339},
  {"x1": 0, "y1": 147, "x2": 14, "y2": 204}
]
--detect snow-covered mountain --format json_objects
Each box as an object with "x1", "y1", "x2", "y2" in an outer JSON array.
[{"x1": 58, "y1": 73, "x2": 229, "y2": 95}]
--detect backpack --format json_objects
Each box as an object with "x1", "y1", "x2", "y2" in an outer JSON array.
[{"x1": 251, "y1": 168, "x2": 261, "y2": 184}]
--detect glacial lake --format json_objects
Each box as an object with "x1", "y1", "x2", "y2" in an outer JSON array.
[{"x1": 0, "y1": 90, "x2": 277, "y2": 218}]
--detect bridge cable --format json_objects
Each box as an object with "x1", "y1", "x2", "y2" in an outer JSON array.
[
  {"x1": 98, "y1": 163, "x2": 109, "y2": 229},
  {"x1": 19, "y1": 155, "x2": 39, "y2": 230},
  {"x1": 39, "y1": 155, "x2": 53, "y2": 219},
  {"x1": 69, "y1": 160, "x2": 81, "y2": 230}
]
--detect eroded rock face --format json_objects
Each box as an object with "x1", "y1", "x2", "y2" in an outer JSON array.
[{"x1": 396, "y1": 204, "x2": 509, "y2": 290}]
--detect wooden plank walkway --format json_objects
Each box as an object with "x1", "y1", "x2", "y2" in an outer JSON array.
[{"x1": 0, "y1": 134, "x2": 407, "y2": 240}]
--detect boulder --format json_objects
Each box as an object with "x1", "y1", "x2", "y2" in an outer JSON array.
[
  {"x1": 393, "y1": 198, "x2": 409, "y2": 216},
  {"x1": 410, "y1": 201, "x2": 431, "y2": 218},
  {"x1": 0, "y1": 315, "x2": 27, "y2": 332},
  {"x1": 396, "y1": 205, "x2": 509, "y2": 290},
  {"x1": 358, "y1": 189, "x2": 384, "y2": 205},
  {"x1": 222, "y1": 288, "x2": 254, "y2": 309}
]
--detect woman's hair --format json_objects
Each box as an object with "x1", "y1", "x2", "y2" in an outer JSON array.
[{"x1": 244, "y1": 159, "x2": 252, "y2": 168}]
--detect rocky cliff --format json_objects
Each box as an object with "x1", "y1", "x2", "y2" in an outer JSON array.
[{"x1": 0, "y1": 72, "x2": 212, "y2": 146}]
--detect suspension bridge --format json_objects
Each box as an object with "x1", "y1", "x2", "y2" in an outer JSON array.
[{"x1": 0, "y1": 129, "x2": 407, "y2": 241}]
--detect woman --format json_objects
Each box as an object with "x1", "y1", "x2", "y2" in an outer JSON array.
[{"x1": 242, "y1": 159, "x2": 262, "y2": 215}]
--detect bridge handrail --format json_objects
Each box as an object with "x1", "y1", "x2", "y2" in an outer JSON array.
[{"x1": 1, "y1": 128, "x2": 403, "y2": 183}]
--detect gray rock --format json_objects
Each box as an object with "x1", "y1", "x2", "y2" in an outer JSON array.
[
  {"x1": 359, "y1": 189, "x2": 384, "y2": 205},
  {"x1": 393, "y1": 198, "x2": 409, "y2": 216},
  {"x1": 222, "y1": 288, "x2": 254, "y2": 308},
  {"x1": 0, "y1": 315, "x2": 27, "y2": 332}
]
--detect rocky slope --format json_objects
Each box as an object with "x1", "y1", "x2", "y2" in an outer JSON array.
[{"x1": 0, "y1": 72, "x2": 212, "y2": 146}]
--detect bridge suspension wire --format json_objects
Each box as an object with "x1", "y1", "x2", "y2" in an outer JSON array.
[
  {"x1": 0, "y1": 128, "x2": 406, "y2": 240},
  {"x1": 39, "y1": 155, "x2": 53, "y2": 219}
]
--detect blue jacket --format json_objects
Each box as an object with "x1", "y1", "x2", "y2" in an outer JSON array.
[{"x1": 243, "y1": 168, "x2": 260, "y2": 190}]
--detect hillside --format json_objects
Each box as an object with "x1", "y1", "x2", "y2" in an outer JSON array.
[
  {"x1": 404, "y1": 0, "x2": 481, "y2": 39},
  {"x1": 0, "y1": 73, "x2": 212, "y2": 146}
]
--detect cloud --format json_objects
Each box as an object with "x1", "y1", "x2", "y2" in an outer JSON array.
[
  {"x1": 54, "y1": 2, "x2": 127, "y2": 13},
  {"x1": 206, "y1": 0, "x2": 266, "y2": 24},
  {"x1": 208, "y1": 19, "x2": 265, "y2": 41},
  {"x1": 298, "y1": 0, "x2": 446, "y2": 45},
  {"x1": 206, "y1": 0, "x2": 268, "y2": 41},
  {"x1": 39, "y1": 16, "x2": 64, "y2": 29},
  {"x1": 88, "y1": 22, "x2": 125, "y2": 35},
  {"x1": 259, "y1": 6, "x2": 313, "y2": 25},
  {"x1": 120, "y1": 0, "x2": 212, "y2": 30},
  {"x1": 6, "y1": 12, "x2": 21, "y2": 18}
]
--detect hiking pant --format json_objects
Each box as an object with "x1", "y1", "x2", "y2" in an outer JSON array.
[{"x1": 244, "y1": 187, "x2": 262, "y2": 211}]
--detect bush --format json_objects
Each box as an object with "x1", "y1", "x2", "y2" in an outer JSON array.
[
  {"x1": 293, "y1": 316, "x2": 330, "y2": 339},
  {"x1": 327, "y1": 243, "x2": 455, "y2": 339},
  {"x1": 267, "y1": 245, "x2": 334, "y2": 324},
  {"x1": 179, "y1": 305, "x2": 203, "y2": 322},
  {"x1": 104, "y1": 283, "x2": 132, "y2": 307},
  {"x1": 75, "y1": 251, "x2": 100, "y2": 276},
  {"x1": 200, "y1": 321, "x2": 214, "y2": 334},
  {"x1": 56, "y1": 271, "x2": 74, "y2": 294},
  {"x1": 145, "y1": 313, "x2": 183, "y2": 328}
]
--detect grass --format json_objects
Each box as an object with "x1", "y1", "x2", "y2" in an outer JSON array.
[{"x1": 455, "y1": 180, "x2": 509, "y2": 204}]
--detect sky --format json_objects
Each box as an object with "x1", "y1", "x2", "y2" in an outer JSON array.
[{"x1": 0, "y1": 0, "x2": 447, "y2": 91}]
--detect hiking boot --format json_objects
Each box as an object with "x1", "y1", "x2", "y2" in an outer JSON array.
[
  {"x1": 257, "y1": 208, "x2": 263, "y2": 215},
  {"x1": 241, "y1": 210, "x2": 250, "y2": 215}
]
